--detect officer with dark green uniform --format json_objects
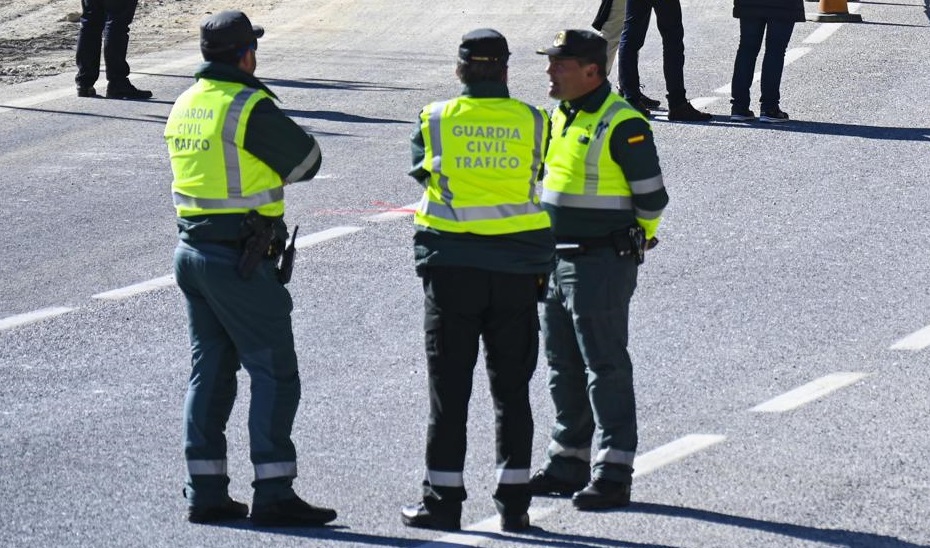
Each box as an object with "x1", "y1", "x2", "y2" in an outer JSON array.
[
  {"x1": 165, "y1": 10, "x2": 336, "y2": 527},
  {"x1": 529, "y1": 30, "x2": 667, "y2": 510},
  {"x1": 400, "y1": 29, "x2": 554, "y2": 532}
]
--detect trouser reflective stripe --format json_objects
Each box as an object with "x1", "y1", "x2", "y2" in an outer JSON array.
[
  {"x1": 426, "y1": 469, "x2": 465, "y2": 488},
  {"x1": 596, "y1": 447, "x2": 636, "y2": 466},
  {"x1": 254, "y1": 461, "x2": 297, "y2": 480},
  {"x1": 187, "y1": 459, "x2": 227, "y2": 475},
  {"x1": 496, "y1": 468, "x2": 530, "y2": 484},
  {"x1": 548, "y1": 440, "x2": 592, "y2": 461}
]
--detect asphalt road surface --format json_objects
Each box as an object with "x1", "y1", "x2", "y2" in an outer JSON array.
[{"x1": 1, "y1": 0, "x2": 929, "y2": 547}]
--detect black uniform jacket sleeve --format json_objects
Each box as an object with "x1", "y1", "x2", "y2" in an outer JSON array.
[{"x1": 244, "y1": 98, "x2": 322, "y2": 183}]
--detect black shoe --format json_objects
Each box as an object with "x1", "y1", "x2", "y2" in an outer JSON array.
[
  {"x1": 528, "y1": 469, "x2": 587, "y2": 497},
  {"x1": 250, "y1": 496, "x2": 337, "y2": 526},
  {"x1": 401, "y1": 501, "x2": 461, "y2": 530},
  {"x1": 571, "y1": 479, "x2": 631, "y2": 510},
  {"x1": 500, "y1": 512, "x2": 530, "y2": 531},
  {"x1": 625, "y1": 97, "x2": 651, "y2": 117},
  {"x1": 640, "y1": 93, "x2": 661, "y2": 109},
  {"x1": 730, "y1": 107, "x2": 756, "y2": 122},
  {"x1": 76, "y1": 86, "x2": 97, "y2": 98},
  {"x1": 106, "y1": 81, "x2": 153, "y2": 100},
  {"x1": 759, "y1": 108, "x2": 790, "y2": 123},
  {"x1": 187, "y1": 497, "x2": 249, "y2": 524},
  {"x1": 667, "y1": 101, "x2": 712, "y2": 122}
]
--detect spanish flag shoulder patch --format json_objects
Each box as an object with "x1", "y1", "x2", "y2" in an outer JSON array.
[{"x1": 627, "y1": 135, "x2": 646, "y2": 144}]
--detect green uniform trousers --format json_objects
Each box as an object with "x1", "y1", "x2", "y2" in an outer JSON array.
[
  {"x1": 540, "y1": 246, "x2": 638, "y2": 485},
  {"x1": 174, "y1": 240, "x2": 301, "y2": 507}
]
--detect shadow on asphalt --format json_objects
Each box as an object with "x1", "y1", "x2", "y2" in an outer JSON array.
[
  {"x1": 698, "y1": 117, "x2": 930, "y2": 142},
  {"x1": 281, "y1": 108, "x2": 408, "y2": 124},
  {"x1": 134, "y1": 72, "x2": 419, "y2": 93},
  {"x1": 626, "y1": 502, "x2": 930, "y2": 547}
]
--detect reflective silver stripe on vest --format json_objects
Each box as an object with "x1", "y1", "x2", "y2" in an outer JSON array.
[
  {"x1": 173, "y1": 187, "x2": 284, "y2": 209},
  {"x1": 254, "y1": 461, "x2": 297, "y2": 480},
  {"x1": 427, "y1": 100, "x2": 453, "y2": 204},
  {"x1": 426, "y1": 469, "x2": 464, "y2": 488},
  {"x1": 628, "y1": 173, "x2": 665, "y2": 195},
  {"x1": 187, "y1": 459, "x2": 227, "y2": 475},
  {"x1": 583, "y1": 101, "x2": 625, "y2": 194},
  {"x1": 595, "y1": 448, "x2": 636, "y2": 466},
  {"x1": 421, "y1": 199, "x2": 544, "y2": 222},
  {"x1": 284, "y1": 141, "x2": 321, "y2": 184},
  {"x1": 540, "y1": 189, "x2": 633, "y2": 210},
  {"x1": 496, "y1": 467, "x2": 530, "y2": 485},
  {"x1": 223, "y1": 88, "x2": 256, "y2": 199},
  {"x1": 636, "y1": 206, "x2": 663, "y2": 220},
  {"x1": 525, "y1": 105, "x2": 545, "y2": 197},
  {"x1": 548, "y1": 440, "x2": 592, "y2": 461}
]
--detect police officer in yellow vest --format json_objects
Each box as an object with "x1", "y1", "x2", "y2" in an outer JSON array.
[
  {"x1": 528, "y1": 30, "x2": 667, "y2": 510},
  {"x1": 401, "y1": 29, "x2": 554, "y2": 533},
  {"x1": 165, "y1": 10, "x2": 336, "y2": 527}
]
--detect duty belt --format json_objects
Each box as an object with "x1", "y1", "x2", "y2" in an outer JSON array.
[{"x1": 555, "y1": 233, "x2": 633, "y2": 257}]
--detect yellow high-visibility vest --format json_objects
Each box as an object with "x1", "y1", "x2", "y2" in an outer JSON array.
[
  {"x1": 542, "y1": 94, "x2": 659, "y2": 237},
  {"x1": 166, "y1": 79, "x2": 284, "y2": 217},
  {"x1": 414, "y1": 96, "x2": 551, "y2": 235}
]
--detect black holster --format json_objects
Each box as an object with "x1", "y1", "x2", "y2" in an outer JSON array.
[{"x1": 236, "y1": 211, "x2": 281, "y2": 279}]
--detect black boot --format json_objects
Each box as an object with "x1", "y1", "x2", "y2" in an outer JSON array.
[
  {"x1": 400, "y1": 501, "x2": 461, "y2": 530},
  {"x1": 572, "y1": 479, "x2": 631, "y2": 510},
  {"x1": 250, "y1": 495, "x2": 337, "y2": 526}
]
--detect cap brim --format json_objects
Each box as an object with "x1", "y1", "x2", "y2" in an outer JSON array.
[
  {"x1": 252, "y1": 25, "x2": 264, "y2": 39},
  {"x1": 536, "y1": 46, "x2": 568, "y2": 56}
]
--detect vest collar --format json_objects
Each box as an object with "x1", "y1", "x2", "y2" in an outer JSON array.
[
  {"x1": 461, "y1": 81, "x2": 510, "y2": 99},
  {"x1": 194, "y1": 61, "x2": 279, "y2": 100},
  {"x1": 560, "y1": 80, "x2": 611, "y2": 114}
]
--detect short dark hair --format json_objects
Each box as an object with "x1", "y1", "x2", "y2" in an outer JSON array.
[
  {"x1": 456, "y1": 59, "x2": 507, "y2": 84},
  {"x1": 202, "y1": 48, "x2": 242, "y2": 65}
]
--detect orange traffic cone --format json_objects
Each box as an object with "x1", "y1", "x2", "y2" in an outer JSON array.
[{"x1": 808, "y1": 0, "x2": 863, "y2": 21}]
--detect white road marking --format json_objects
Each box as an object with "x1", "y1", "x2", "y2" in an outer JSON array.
[
  {"x1": 750, "y1": 372, "x2": 867, "y2": 412},
  {"x1": 418, "y1": 506, "x2": 556, "y2": 548},
  {"x1": 92, "y1": 275, "x2": 176, "y2": 300},
  {"x1": 364, "y1": 202, "x2": 420, "y2": 222},
  {"x1": 632, "y1": 434, "x2": 727, "y2": 478},
  {"x1": 0, "y1": 307, "x2": 75, "y2": 331},
  {"x1": 714, "y1": 47, "x2": 812, "y2": 95},
  {"x1": 890, "y1": 325, "x2": 930, "y2": 351},
  {"x1": 294, "y1": 225, "x2": 363, "y2": 249}
]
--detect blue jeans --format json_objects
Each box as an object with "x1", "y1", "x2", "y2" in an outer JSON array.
[
  {"x1": 540, "y1": 247, "x2": 639, "y2": 485},
  {"x1": 730, "y1": 17, "x2": 796, "y2": 112},
  {"x1": 618, "y1": 0, "x2": 687, "y2": 106},
  {"x1": 174, "y1": 241, "x2": 301, "y2": 507},
  {"x1": 75, "y1": 0, "x2": 137, "y2": 87}
]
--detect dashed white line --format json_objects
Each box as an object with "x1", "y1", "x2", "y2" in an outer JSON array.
[
  {"x1": 890, "y1": 324, "x2": 930, "y2": 351},
  {"x1": 92, "y1": 275, "x2": 176, "y2": 300},
  {"x1": 0, "y1": 306, "x2": 75, "y2": 331},
  {"x1": 750, "y1": 372, "x2": 867, "y2": 412},
  {"x1": 632, "y1": 434, "x2": 727, "y2": 478},
  {"x1": 294, "y1": 225, "x2": 363, "y2": 249}
]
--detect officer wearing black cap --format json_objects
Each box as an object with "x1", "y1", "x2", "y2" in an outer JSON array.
[
  {"x1": 165, "y1": 10, "x2": 336, "y2": 527},
  {"x1": 529, "y1": 29, "x2": 667, "y2": 510},
  {"x1": 401, "y1": 28, "x2": 554, "y2": 532}
]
